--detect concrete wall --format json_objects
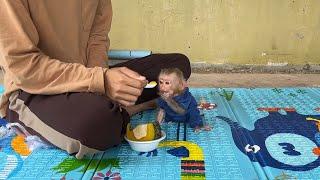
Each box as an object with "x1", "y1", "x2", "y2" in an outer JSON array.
[{"x1": 109, "y1": 0, "x2": 320, "y2": 65}]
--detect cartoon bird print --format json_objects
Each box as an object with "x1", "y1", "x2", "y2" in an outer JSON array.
[
  {"x1": 159, "y1": 141, "x2": 206, "y2": 180},
  {"x1": 216, "y1": 108, "x2": 320, "y2": 171},
  {"x1": 0, "y1": 119, "x2": 28, "y2": 179},
  {"x1": 0, "y1": 135, "x2": 25, "y2": 179}
]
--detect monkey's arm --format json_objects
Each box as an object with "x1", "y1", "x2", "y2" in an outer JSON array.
[
  {"x1": 161, "y1": 95, "x2": 186, "y2": 114},
  {"x1": 157, "y1": 108, "x2": 165, "y2": 124}
]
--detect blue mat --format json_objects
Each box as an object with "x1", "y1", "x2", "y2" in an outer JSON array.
[{"x1": 1, "y1": 88, "x2": 320, "y2": 179}]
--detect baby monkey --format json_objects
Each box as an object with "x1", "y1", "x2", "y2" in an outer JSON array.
[{"x1": 156, "y1": 68, "x2": 211, "y2": 133}]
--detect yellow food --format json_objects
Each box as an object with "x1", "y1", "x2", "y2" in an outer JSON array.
[
  {"x1": 148, "y1": 81, "x2": 157, "y2": 86},
  {"x1": 126, "y1": 122, "x2": 162, "y2": 141},
  {"x1": 145, "y1": 81, "x2": 157, "y2": 88}
]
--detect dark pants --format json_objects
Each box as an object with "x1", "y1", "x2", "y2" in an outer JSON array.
[{"x1": 6, "y1": 53, "x2": 191, "y2": 158}]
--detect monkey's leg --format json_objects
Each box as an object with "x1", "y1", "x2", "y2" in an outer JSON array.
[
  {"x1": 183, "y1": 122, "x2": 187, "y2": 141},
  {"x1": 177, "y1": 122, "x2": 180, "y2": 141}
]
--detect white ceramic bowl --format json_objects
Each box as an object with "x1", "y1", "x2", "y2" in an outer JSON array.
[{"x1": 124, "y1": 131, "x2": 166, "y2": 152}]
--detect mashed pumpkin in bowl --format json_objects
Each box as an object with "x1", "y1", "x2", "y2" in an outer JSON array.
[{"x1": 125, "y1": 122, "x2": 166, "y2": 152}]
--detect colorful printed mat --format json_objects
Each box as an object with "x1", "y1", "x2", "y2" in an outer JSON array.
[{"x1": 1, "y1": 88, "x2": 320, "y2": 180}]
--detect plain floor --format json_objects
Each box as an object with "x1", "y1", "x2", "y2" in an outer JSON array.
[{"x1": 188, "y1": 73, "x2": 320, "y2": 87}]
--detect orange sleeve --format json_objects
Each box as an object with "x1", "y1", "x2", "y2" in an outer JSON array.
[
  {"x1": 0, "y1": 0, "x2": 106, "y2": 95},
  {"x1": 86, "y1": 0, "x2": 112, "y2": 68}
]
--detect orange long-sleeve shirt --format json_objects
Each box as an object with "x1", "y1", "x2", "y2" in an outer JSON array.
[{"x1": 0, "y1": 0, "x2": 112, "y2": 117}]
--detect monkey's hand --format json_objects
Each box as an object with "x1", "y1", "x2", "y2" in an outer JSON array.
[
  {"x1": 159, "y1": 93, "x2": 185, "y2": 115},
  {"x1": 203, "y1": 124, "x2": 212, "y2": 131},
  {"x1": 160, "y1": 92, "x2": 172, "y2": 102},
  {"x1": 157, "y1": 108, "x2": 165, "y2": 124},
  {"x1": 193, "y1": 125, "x2": 212, "y2": 133},
  {"x1": 193, "y1": 126, "x2": 201, "y2": 133}
]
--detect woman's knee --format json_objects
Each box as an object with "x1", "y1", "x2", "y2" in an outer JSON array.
[
  {"x1": 71, "y1": 96, "x2": 126, "y2": 150},
  {"x1": 170, "y1": 53, "x2": 191, "y2": 79}
]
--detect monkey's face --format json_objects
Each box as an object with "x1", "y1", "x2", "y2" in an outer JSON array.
[{"x1": 158, "y1": 74, "x2": 182, "y2": 97}]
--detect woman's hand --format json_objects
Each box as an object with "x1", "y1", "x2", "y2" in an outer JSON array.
[{"x1": 105, "y1": 67, "x2": 147, "y2": 106}]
